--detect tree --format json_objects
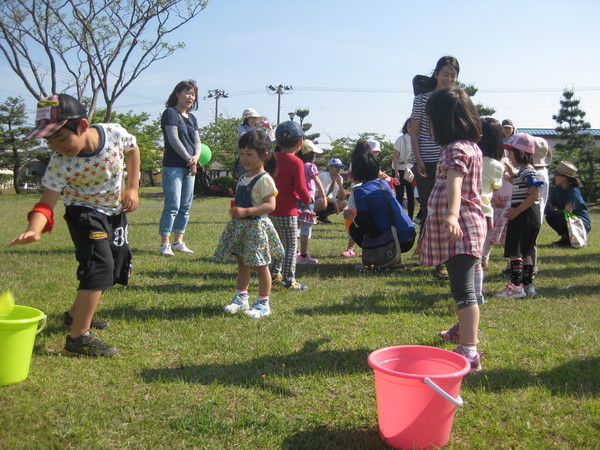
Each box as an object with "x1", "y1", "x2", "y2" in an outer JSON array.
[
  {"x1": 92, "y1": 109, "x2": 163, "y2": 186},
  {"x1": 294, "y1": 108, "x2": 320, "y2": 143},
  {"x1": 327, "y1": 132, "x2": 394, "y2": 175},
  {"x1": 0, "y1": 97, "x2": 44, "y2": 194},
  {"x1": 459, "y1": 82, "x2": 496, "y2": 117},
  {"x1": 199, "y1": 116, "x2": 240, "y2": 172},
  {"x1": 0, "y1": 0, "x2": 207, "y2": 120},
  {"x1": 553, "y1": 88, "x2": 598, "y2": 201}
]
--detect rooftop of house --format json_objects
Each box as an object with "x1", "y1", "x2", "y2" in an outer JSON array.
[{"x1": 517, "y1": 128, "x2": 600, "y2": 137}]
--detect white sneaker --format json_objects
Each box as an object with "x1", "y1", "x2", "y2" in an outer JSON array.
[
  {"x1": 222, "y1": 293, "x2": 249, "y2": 314},
  {"x1": 244, "y1": 300, "x2": 271, "y2": 318},
  {"x1": 496, "y1": 283, "x2": 526, "y2": 299},
  {"x1": 172, "y1": 241, "x2": 194, "y2": 253},
  {"x1": 523, "y1": 284, "x2": 537, "y2": 297},
  {"x1": 159, "y1": 243, "x2": 174, "y2": 256}
]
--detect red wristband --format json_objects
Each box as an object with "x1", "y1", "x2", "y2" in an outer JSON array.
[{"x1": 27, "y1": 202, "x2": 54, "y2": 233}]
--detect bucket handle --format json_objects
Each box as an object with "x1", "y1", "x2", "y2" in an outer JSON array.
[
  {"x1": 423, "y1": 377, "x2": 464, "y2": 407},
  {"x1": 36, "y1": 315, "x2": 47, "y2": 334}
]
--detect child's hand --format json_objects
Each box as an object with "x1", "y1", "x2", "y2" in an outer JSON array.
[
  {"x1": 230, "y1": 206, "x2": 247, "y2": 219},
  {"x1": 8, "y1": 231, "x2": 41, "y2": 246},
  {"x1": 122, "y1": 188, "x2": 139, "y2": 213},
  {"x1": 445, "y1": 215, "x2": 463, "y2": 242},
  {"x1": 504, "y1": 207, "x2": 520, "y2": 220},
  {"x1": 342, "y1": 208, "x2": 355, "y2": 221}
]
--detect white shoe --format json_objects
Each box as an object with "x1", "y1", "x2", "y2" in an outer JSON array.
[
  {"x1": 523, "y1": 284, "x2": 537, "y2": 297},
  {"x1": 244, "y1": 300, "x2": 271, "y2": 318},
  {"x1": 172, "y1": 241, "x2": 194, "y2": 253},
  {"x1": 496, "y1": 283, "x2": 526, "y2": 299},
  {"x1": 222, "y1": 293, "x2": 249, "y2": 314},
  {"x1": 159, "y1": 243, "x2": 174, "y2": 256}
]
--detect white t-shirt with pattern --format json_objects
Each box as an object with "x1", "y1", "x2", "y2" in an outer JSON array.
[{"x1": 42, "y1": 123, "x2": 137, "y2": 215}]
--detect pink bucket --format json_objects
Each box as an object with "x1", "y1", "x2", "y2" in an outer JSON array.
[{"x1": 368, "y1": 345, "x2": 470, "y2": 449}]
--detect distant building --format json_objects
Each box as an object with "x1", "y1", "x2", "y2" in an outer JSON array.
[{"x1": 517, "y1": 128, "x2": 600, "y2": 151}]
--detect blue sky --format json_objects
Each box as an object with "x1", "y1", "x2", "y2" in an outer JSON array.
[{"x1": 1, "y1": 0, "x2": 599, "y2": 147}]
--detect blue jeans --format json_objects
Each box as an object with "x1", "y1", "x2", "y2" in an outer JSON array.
[{"x1": 159, "y1": 166, "x2": 195, "y2": 236}]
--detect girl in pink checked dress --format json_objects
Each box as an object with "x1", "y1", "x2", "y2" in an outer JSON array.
[{"x1": 418, "y1": 87, "x2": 486, "y2": 373}]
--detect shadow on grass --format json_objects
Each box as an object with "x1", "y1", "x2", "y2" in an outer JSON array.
[
  {"x1": 142, "y1": 338, "x2": 371, "y2": 396},
  {"x1": 466, "y1": 357, "x2": 600, "y2": 397},
  {"x1": 102, "y1": 303, "x2": 223, "y2": 321},
  {"x1": 281, "y1": 427, "x2": 386, "y2": 449}
]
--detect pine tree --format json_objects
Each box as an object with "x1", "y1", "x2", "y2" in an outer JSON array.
[{"x1": 294, "y1": 108, "x2": 320, "y2": 143}]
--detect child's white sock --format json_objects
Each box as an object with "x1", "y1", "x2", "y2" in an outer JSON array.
[
  {"x1": 236, "y1": 289, "x2": 248, "y2": 296},
  {"x1": 460, "y1": 345, "x2": 478, "y2": 358},
  {"x1": 257, "y1": 295, "x2": 269, "y2": 303}
]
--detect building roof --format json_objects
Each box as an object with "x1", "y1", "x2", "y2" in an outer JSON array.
[{"x1": 517, "y1": 128, "x2": 600, "y2": 137}]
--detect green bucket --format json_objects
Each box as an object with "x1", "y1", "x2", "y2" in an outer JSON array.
[{"x1": 0, "y1": 305, "x2": 47, "y2": 386}]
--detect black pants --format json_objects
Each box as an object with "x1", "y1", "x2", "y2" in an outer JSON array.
[{"x1": 545, "y1": 209, "x2": 568, "y2": 237}]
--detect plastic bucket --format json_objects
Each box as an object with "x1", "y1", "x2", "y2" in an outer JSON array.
[
  {"x1": 368, "y1": 345, "x2": 470, "y2": 449},
  {"x1": 0, "y1": 305, "x2": 47, "y2": 386}
]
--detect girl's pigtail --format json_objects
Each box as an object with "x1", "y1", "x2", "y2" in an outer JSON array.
[{"x1": 264, "y1": 150, "x2": 277, "y2": 177}]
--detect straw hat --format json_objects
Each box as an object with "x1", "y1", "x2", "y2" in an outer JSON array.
[
  {"x1": 554, "y1": 161, "x2": 578, "y2": 178},
  {"x1": 242, "y1": 108, "x2": 264, "y2": 120},
  {"x1": 300, "y1": 139, "x2": 323, "y2": 154}
]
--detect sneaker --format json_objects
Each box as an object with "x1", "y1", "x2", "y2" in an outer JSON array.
[
  {"x1": 62, "y1": 312, "x2": 109, "y2": 330},
  {"x1": 317, "y1": 216, "x2": 332, "y2": 224},
  {"x1": 453, "y1": 345, "x2": 482, "y2": 374},
  {"x1": 297, "y1": 254, "x2": 318, "y2": 264},
  {"x1": 244, "y1": 299, "x2": 271, "y2": 318},
  {"x1": 282, "y1": 281, "x2": 308, "y2": 291},
  {"x1": 434, "y1": 264, "x2": 449, "y2": 279},
  {"x1": 159, "y1": 243, "x2": 174, "y2": 256},
  {"x1": 62, "y1": 330, "x2": 118, "y2": 357},
  {"x1": 439, "y1": 322, "x2": 460, "y2": 342},
  {"x1": 496, "y1": 283, "x2": 526, "y2": 299},
  {"x1": 341, "y1": 248, "x2": 356, "y2": 257},
  {"x1": 172, "y1": 241, "x2": 194, "y2": 253},
  {"x1": 523, "y1": 284, "x2": 537, "y2": 297},
  {"x1": 272, "y1": 273, "x2": 283, "y2": 286},
  {"x1": 222, "y1": 292, "x2": 249, "y2": 314}
]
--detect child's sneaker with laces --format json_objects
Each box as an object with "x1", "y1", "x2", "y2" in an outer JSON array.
[
  {"x1": 453, "y1": 345, "x2": 482, "y2": 374},
  {"x1": 159, "y1": 243, "x2": 174, "y2": 256},
  {"x1": 282, "y1": 281, "x2": 308, "y2": 291},
  {"x1": 62, "y1": 311, "x2": 109, "y2": 330},
  {"x1": 222, "y1": 292, "x2": 249, "y2": 314},
  {"x1": 62, "y1": 330, "x2": 118, "y2": 357},
  {"x1": 341, "y1": 248, "x2": 356, "y2": 257},
  {"x1": 272, "y1": 273, "x2": 283, "y2": 286},
  {"x1": 496, "y1": 283, "x2": 526, "y2": 299},
  {"x1": 297, "y1": 253, "x2": 318, "y2": 264},
  {"x1": 172, "y1": 241, "x2": 194, "y2": 253},
  {"x1": 244, "y1": 299, "x2": 271, "y2": 318},
  {"x1": 439, "y1": 322, "x2": 460, "y2": 342},
  {"x1": 523, "y1": 284, "x2": 537, "y2": 297}
]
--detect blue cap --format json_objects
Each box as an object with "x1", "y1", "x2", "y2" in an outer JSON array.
[{"x1": 275, "y1": 120, "x2": 304, "y2": 139}]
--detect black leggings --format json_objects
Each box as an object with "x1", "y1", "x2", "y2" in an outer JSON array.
[{"x1": 445, "y1": 254, "x2": 478, "y2": 310}]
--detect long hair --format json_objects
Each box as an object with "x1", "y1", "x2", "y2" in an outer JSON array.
[
  {"x1": 478, "y1": 117, "x2": 504, "y2": 160},
  {"x1": 426, "y1": 87, "x2": 482, "y2": 147},
  {"x1": 350, "y1": 140, "x2": 379, "y2": 182},
  {"x1": 238, "y1": 129, "x2": 277, "y2": 176},
  {"x1": 166, "y1": 80, "x2": 199, "y2": 111}
]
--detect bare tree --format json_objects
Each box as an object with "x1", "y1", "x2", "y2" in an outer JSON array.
[{"x1": 0, "y1": 0, "x2": 207, "y2": 120}]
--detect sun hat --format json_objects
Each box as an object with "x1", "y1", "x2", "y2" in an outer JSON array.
[
  {"x1": 368, "y1": 139, "x2": 381, "y2": 153},
  {"x1": 554, "y1": 161, "x2": 578, "y2": 178},
  {"x1": 300, "y1": 139, "x2": 323, "y2": 154},
  {"x1": 275, "y1": 120, "x2": 304, "y2": 139},
  {"x1": 25, "y1": 94, "x2": 87, "y2": 140},
  {"x1": 328, "y1": 157, "x2": 345, "y2": 167},
  {"x1": 242, "y1": 108, "x2": 264, "y2": 120},
  {"x1": 504, "y1": 133, "x2": 536, "y2": 154},
  {"x1": 501, "y1": 119, "x2": 515, "y2": 130},
  {"x1": 532, "y1": 137, "x2": 553, "y2": 167}
]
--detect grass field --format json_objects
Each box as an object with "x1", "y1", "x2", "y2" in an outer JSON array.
[{"x1": 0, "y1": 192, "x2": 599, "y2": 449}]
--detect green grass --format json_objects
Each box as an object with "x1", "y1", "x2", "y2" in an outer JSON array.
[{"x1": 0, "y1": 191, "x2": 599, "y2": 449}]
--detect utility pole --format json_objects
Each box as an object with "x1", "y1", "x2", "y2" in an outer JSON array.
[
  {"x1": 266, "y1": 84, "x2": 293, "y2": 124},
  {"x1": 206, "y1": 89, "x2": 228, "y2": 123}
]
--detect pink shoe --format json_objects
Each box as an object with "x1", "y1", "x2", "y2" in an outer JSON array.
[
  {"x1": 341, "y1": 248, "x2": 356, "y2": 257},
  {"x1": 297, "y1": 254, "x2": 318, "y2": 264}
]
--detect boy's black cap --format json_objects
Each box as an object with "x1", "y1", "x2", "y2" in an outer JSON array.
[{"x1": 25, "y1": 94, "x2": 87, "y2": 140}]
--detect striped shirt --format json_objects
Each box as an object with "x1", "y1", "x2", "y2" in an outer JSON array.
[
  {"x1": 419, "y1": 140, "x2": 486, "y2": 267},
  {"x1": 411, "y1": 92, "x2": 440, "y2": 163},
  {"x1": 511, "y1": 166, "x2": 541, "y2": 207}
]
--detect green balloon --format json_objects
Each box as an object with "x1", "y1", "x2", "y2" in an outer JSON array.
[{"x1": 199, "y1": 144, "x2": 212, "y2": 165}]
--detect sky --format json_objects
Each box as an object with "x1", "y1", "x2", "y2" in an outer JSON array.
[{"x1": 1, "y1": 0, "x2": 599, "y2": 148}]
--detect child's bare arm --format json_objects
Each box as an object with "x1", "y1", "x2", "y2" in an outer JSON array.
[
  {"x1": 313, "y1": 175, "x2": 326, "y2": 201},
  {"x1": 123, "y1": 145, "x2": 141, "y2": 213},
  {"x1": 505, "y1": 186, "x2": 540, "y2": 220},
  {"x1": 8, "y1": 189, "x2": 60, "y2": 246},
  {"x1": 445, "y1": 169, "x2": 464, "y2": 242},
  {"x1": 231, "y1": 194, "x2": 276, "y2": 219}
]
